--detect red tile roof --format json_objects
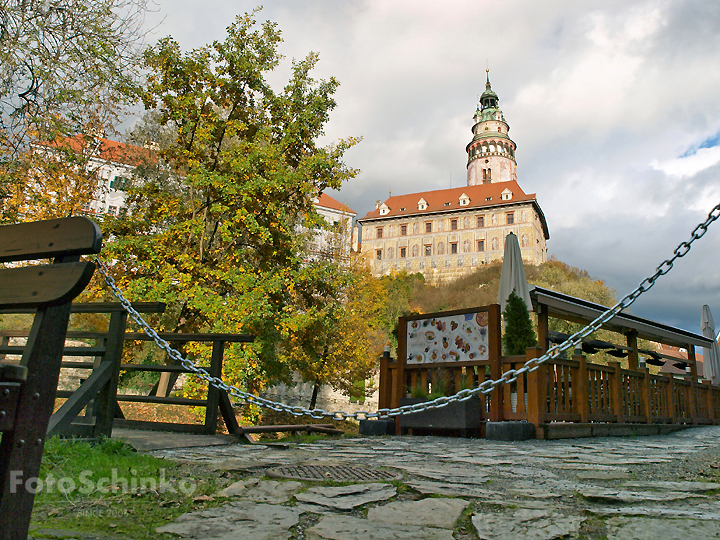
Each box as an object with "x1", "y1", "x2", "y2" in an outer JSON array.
[
  {"x1": 358, "y1": 181, "x2": 549, "y2": 239},
  {"x1": 35, "y1": 135, "x2": 156, "y2": 168},
  {"x1": 315, "y1": 193, "x2": 356, "y2": 215},
  {"x1": 359, "y1": 181, "x2": 535, "y2": 220}
]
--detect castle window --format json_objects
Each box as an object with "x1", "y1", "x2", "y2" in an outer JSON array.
[
  {"x1": 400, "y1": 247, "x2": 407, "y2": 258},
  {"x1": 425, "y1": 222, "x2": 432, "y2": 233},
  {"x1": 424, "y1": 245, "x2": 432, "y2": 256},
  {"x1": 400, "y1": 224, "x2": 407, "y2": 236},
  {"x1": 107, "y1": 205, "x2": 118, "y2": 215},
  {"x1": 450, "y1": 243, "x2": 458, "y2": 254},
  {"x1": 376, "y1": 249, "x2": 382, "y2": 260},
  {"x1": 450, "y1": 219, "x2": 458, "y2": 231},
  {"x1": 376, "y1": 227, "x2": 383, "y2": 239},
  {"x1": 506, "y1": 212, "x2": 514, "y2": 225},
  {"x1": 477, "y1": 239, "x2": 485, "y2": 252},
  {"x1": 477, "y1": 216, "x2": 484, "y2": 228}
]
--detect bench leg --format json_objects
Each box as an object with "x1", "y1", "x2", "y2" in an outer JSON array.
[{"x1": 0, "y1": 302, "x2": 72, "y2": 540}]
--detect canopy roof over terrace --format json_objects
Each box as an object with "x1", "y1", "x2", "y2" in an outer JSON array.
[{"x1": 530, "y1": 286, "x2": 713, "y2": 377}]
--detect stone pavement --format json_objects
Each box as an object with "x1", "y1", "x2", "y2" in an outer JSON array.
[{"x1": 136, "y1": 426, "x2": 720, "y2": 539}]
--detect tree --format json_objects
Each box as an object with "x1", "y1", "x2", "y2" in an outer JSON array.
[
  {"x1": 0, "y1": 0, "x2": 148, "y2": 154},
  {"x1": 0, "y1": 0, "x2": 150, "y2": 220},
  {"x1": 94, "y1": 10, "x2": 360, "y2": 397},
  {"x1": 281, "y1": 259, "x2": 386, "y2": 408},
  {"x1": 502, "y1": 289, "x2": 537, "y2": 355}
]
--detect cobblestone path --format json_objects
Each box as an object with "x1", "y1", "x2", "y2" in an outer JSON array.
[{"x1": 150, "y1": 426, "x2": 720, "y2": 539}]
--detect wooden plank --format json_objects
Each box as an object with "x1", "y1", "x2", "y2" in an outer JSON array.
[
  {"x1": 218, "y1": 391, "x2": 240, "y2": 435},
  {"x1": 112, "y1": 419, "x2": 208, "y2": 433},
  {"x1": 0, "y1": 262, "x2": 96, "y2": 308},
  {"x1": 120, "y1": 364, "x2": 190, "y2": 373},
  {"x1": 0, "y1": 302, "x2": 167, "y2": 315},
  {"x1": 115, "y1": 395, "x2": 208, "y2": 406},
  {"x1": 0, "y1": 217, "x2": 102, "y2": 263},
  {"x1": 123, "y1": 332, "x2": 254, "y2": 342},
  {"x1": 0, "y1": 346, "x2": 105, "y2": 356},
  {"x1": 47, "y1": 360, "x2": 115, "y2": 436},
  {"x1": 204, "y1": 341, "x2": 224, "y2": 434}
]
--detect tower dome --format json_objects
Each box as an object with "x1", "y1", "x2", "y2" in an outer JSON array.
[{"x1": 466, "y1": 70, "x2": 517, "y2": 186}]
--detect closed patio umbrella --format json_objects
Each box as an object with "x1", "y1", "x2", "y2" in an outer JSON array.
[
  {"x1": 701, "y1": 305, "x2": 720, "y2": 385},
  {"x1": 498, "y1": 232, "x2": 532, "y2": 312}
]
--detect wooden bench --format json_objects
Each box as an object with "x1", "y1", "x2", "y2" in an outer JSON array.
[{"x1": 0, "y1": 217, "x2": 102, "y2": 540}]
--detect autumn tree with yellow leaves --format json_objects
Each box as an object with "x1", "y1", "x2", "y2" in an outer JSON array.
[{"x1": 96, "y1": 11, "x2": 368, "y2": 403}]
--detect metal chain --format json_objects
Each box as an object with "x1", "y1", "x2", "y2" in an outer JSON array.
[{"x1": 94, "y1": 201, "x2": 720, "y2": 420}]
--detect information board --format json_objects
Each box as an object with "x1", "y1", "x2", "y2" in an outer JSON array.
[{"x1": 406, "y1": 310, "x2": 489, "y2": 364}]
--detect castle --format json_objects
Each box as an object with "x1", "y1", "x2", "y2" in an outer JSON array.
[{"x1": 357, "y1": 72, "x2": 549, "y2": 284}]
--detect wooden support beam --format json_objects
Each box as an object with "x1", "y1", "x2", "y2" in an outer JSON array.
[{"x1": 626, "y1": 330, "x2": 639, "y2": 371}]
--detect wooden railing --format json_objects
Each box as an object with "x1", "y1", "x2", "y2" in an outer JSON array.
[
  {"x1": 379, "y1": 345, "x2": 720, "y2": 435},
  {"x1": 0, "y1": 302, "x2": 252, "y2": 438}
]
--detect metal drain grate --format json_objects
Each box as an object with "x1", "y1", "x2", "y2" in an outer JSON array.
[{"x1": 266, "y1": 465, "x2": 401, "y2": 482}]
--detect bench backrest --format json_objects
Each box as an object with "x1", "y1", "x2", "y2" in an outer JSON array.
[
  {"x1": 0, "y1": 216, "x2": 102, "y2": 540},
  {"x1": 0, "y1": 217, "x2": 102, "y2": 309}
]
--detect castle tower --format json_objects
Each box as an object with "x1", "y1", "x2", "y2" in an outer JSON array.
[{"x1": 466, "y1": 71, "x2": 517, "y2": 186}]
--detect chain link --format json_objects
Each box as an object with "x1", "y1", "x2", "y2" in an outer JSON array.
[{"x1": 94, "y1": 201, "x2": 720, "y2": 420}]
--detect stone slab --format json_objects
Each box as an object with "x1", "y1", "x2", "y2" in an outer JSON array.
[
  {"x1": 368, "y1": 498, "x2": 470, "y2": 529},
  {"x1": 155, "y1": 501, "x2": 301, "y2": 540},
  {"x1": 295, "y1": 483, "x2": 397, "y2": 510},
  {"x1": 472, "y1": 508, "x2": 583, "y2": 540},
  {"x1": 215, "y1": 479, "x2": 303, "y2": 503},
  {"x1": 305, "y1": 515, "x2": 455, "y2": 540},
  {"x1": 578, "y1": 487, "x2": 700, "y2": 503},
  {"x1": 606, "y1": 516, "x2": 720, "y2": 540}
]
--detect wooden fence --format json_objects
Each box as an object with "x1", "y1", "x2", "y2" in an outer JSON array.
[{"x1": 380, "y1": 344, "x2": 720, "y2": 438}]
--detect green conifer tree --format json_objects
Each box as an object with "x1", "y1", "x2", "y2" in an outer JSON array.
[{"x1": 502, "y1": 290, "x2": 537, "y2": 355}]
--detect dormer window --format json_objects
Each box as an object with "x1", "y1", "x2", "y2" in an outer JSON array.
[
  {"x1": 444, "y1": 202, "x2": 451, "y2": 206},
  {"x1": 501, "y1": 188, "x2": 513, "y2": 201},
  {"x1": 459, "y1": 193, "x2": 470, "y2": 206},
  {"x1": 379, "y1": 203, "x2": 390, "y2": 216},
  {"x1": 485, "y1": 197, "x2": 492, "y2": 201},
  {"x1": 400, "y1": 207, "x2": 406, "y2": 211},
  {"x1": 418, "y1": 198, "x2": 428, "y2": 211}
]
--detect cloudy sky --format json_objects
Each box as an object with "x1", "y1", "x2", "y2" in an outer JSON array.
[{"x1": 142, "y1": 0, "x2": 720, "y2": 335}]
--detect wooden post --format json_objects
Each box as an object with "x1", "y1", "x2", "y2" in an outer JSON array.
[
  {"x1": 488, "y1": 304, "x2": 503, "y2": 422},
  {"x1": 626, "y1": 330, "x2": 639, "y2": 371},
  {"x1": 525, "y1": 347, "x2": 545, "y2": 434},
  {"x1": 392, "y1": 317, "x2": 407, "y2": 409},
  {"x1": 687, "y1": 344, "x2": 698, "y2": 378},
  {"x1": 0, "y1": 303, "x2": 73, "y2": 538},
  {"x1": 609, "y1": 361, "x2": 624, "y2": 423},
  {"x1": 576, "y1": 353, "x2": 589, "y2": 423},
  {"x1": 537, "y1": 304, "x2": 549, "y2": 354},
  {"x1": 91, "y1": 310, "x2": 127, "y2": 439},
  {"x1": 641, "y1": 368, "x2": 652, "y2": 423},
  {"x1": 704, "y1": 380, "x2": 714, "y2": 422},
  {"x1": 664, "y1": 373, "x2": 676, "y2": 423},
  {"x1": 204, "y1": 340, "x2": 225, "y2": 434},
  {"x1": 378, "y1": 347, "x2": 390, "y2": 410}
]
